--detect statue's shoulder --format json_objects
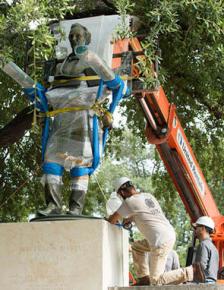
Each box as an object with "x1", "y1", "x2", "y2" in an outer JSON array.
[{"x1": 55, "y1": 54, "x2": 87, "y2": 77}]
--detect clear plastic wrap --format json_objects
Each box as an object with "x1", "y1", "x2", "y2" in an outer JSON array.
[
  {"x1": 71, "y1": 175, "x2": 89, "y2": 191},
  {"x1": 2, "y1": 62, "x2": 35, "y2": 88},
  {"x1": 54, "y1": 15, "x2": 128, "y2": 67},
  {"x1": 41, "y1": 174, "x2": 63, "y2": 186},
  {"x1": 46, "y1": 83, "x2": 99, "y2": 108},
  {"x1": 76, "y1": 50, "x2": 115, "y2": 81},
  {"x1": 44, "y1": 84, "x2": 104, "y2": 171}
]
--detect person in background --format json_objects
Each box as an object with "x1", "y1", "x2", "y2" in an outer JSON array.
[
  {"x1": 192, "y1": 216, "x2": 219, "y2": 283},
  {"x1": 164, "y1": 250, "x2": 180, "y2": 272}
]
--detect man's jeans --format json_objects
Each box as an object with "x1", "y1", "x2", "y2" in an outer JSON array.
[{"x1": 131, "y1": 238, "x2": 197, "y2": 285}]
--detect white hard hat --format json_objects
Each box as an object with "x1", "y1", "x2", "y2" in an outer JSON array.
[
  {"x1": 193, "y1": 216, "x2": 215, "y2": 230},
  {"x1": 113, "y1": 177, "x2": 131, "y2": 193}
]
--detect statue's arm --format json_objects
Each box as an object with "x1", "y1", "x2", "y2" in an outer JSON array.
[
  {"x1": 1, "y1": 60, "x2": 48, "y2": 112},
  {"x1": 1, "y1": 61, "x2": 35, "y2": 88}
]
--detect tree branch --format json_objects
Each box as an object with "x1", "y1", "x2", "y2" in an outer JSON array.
[
  {"x1": 169, "y1": 75, "x2": 224, "y2": 121},
  {"x1": 0, "y1": 105, "x2": 34, "y2": 148},
  {"x1": 101, "y1": 0, "x2": 116, "y2": 10}
]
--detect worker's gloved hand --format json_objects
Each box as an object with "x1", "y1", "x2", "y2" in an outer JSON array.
[
  {"x1": 123, "y1": 221, "x2": 132, "y2": 230},
  {"x1": 122, "y1": 217, "x2": 133, "y2": 230}
]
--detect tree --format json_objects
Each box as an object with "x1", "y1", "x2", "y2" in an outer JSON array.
[{"x1": 122, "y1": 0, "x2": 224, "y2": 214}]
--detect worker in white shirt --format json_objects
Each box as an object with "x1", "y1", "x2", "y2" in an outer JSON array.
[{"x1": 107, "y1": 177, "x2": 205, "y2": 285}]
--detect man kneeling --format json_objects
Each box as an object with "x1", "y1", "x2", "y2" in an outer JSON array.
[{"x1": 107, "y1": 177, "x2": 219, "y2": 285}]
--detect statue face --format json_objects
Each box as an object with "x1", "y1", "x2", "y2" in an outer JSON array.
[{"x1": 69, "y1": 23, "x2": 91, "y2": 49}]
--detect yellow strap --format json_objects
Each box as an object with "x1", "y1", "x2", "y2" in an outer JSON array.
[
  {"x1": 40, "y1": 101, "x2": 108, "y2": 118},
  {"x1": 53, "y1": 75, "x2": 133, "y2": 84},
  {"x1": 43, "y1": 106, "x2": 90, "y2": 117}
]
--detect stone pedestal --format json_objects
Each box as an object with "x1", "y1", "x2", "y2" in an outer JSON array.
[{"x1": 0, "y1": 219, "x2": 129, "y2": 290}]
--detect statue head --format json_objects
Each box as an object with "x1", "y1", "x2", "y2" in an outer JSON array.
[{"x1": 69, "y1": 23, "x2": 91, "y2": 50}]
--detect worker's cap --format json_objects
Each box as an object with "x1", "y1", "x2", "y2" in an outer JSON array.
[
  {"x1": 192, "y1": 216, "x2": 215, "y2": 231},
  {"x1": 113, "y1": 177, "x2": 132, "y2": 193}
]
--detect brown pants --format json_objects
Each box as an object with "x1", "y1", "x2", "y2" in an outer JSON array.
[{"x1": 131, "y1": 238, "x2": 193, "y2": 285}]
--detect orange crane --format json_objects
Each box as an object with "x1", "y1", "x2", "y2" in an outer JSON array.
[{"x1": 112, "y1": 37, "x2": 224, "y2": 270}]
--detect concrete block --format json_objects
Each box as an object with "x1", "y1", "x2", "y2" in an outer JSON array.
[{"x1": 0, "y1": 219, "x2": 129, "y2": 290}]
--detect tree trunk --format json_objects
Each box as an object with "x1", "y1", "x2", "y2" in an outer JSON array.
[{"x1": 0, "y1": 105, "x2": 34, "y2": 148}]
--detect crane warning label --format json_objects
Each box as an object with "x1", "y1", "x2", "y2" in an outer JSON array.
[{"x1": 177, "y1": 129, "x2": 205, "y2": 196}]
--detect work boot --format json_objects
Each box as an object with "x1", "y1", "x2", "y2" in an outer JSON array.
[
  {"x1": 68, "y1": 189, "x2": 86, "y2": 215},
  {"x1": 132, "y1": 275, "x2": 150, "y2": 286},
  {"x1": 38, "y1": 183, "x2": 62, "y2": 216},
  {"x1": 192, "y1": 262, "x2": 205, "y2": 283}
]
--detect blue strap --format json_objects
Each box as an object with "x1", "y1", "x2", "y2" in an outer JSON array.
[
  {"x1": 92, "y1": 114, "x2": 100, "y2": 169},
  {"x1": 41, "y1": 117, "x2": 50, "y2": 161},
  {"x1": 109, "y1": 80, "x2": 124, "y2": 113},
  {"x1": 23, "y1": 83, "x2": 48, "y2": 113},
  {"x1": 70, "y1": 167, "x2": 91, "y2": 177},
  {"x1": 105, "y1": 75, "x2": 122, "y2": 90},
  {"x1": 23, "y1": 83, "x2": 50, "y2": 161},
  {"x1": 42, "y1": 162, "x2": 64, "y2": 176},
  {"x1": 90, "y1": 79, "x2": 103, "y2": 171}
]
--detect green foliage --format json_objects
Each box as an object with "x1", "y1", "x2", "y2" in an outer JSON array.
[
  {"x1": 118, "y1": 0, "x2": 224, "y2": 215},
  {"x1": 83, "y1": 130, "x2": 155, "y2": 216},
  {"x1": 0, "y1": 134, "x2": 43, "y2": 222},
  {"x1": 0, "y1": 0, "x2": 75, "y2": 77},
  {"x1": 114, "y1": 0, "x2": 135, "y2": 39}
]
